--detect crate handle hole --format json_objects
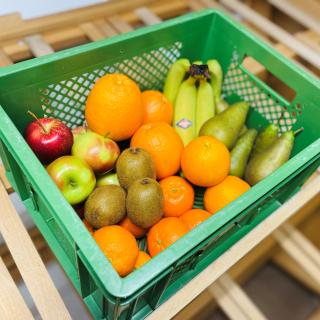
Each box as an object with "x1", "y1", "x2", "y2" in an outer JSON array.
[{"x1": 241, "y1": 56, "x2": 296, "y2": 103}]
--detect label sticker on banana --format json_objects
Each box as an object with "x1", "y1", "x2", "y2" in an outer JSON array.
[{"x1": 176, "y1": 118, "x2": 193, "y2": 129}]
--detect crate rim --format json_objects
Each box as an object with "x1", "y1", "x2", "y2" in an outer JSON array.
[{"x1": 0, "y1": 9, "x2": 319, "y2": 299}]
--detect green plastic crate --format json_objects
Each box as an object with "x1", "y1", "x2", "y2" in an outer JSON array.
[{"x1": 0, "y1": 9, "x2": 319, "y2": 319}]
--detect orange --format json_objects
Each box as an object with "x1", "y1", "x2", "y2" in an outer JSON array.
[
  {"x1": 180, "y1": 209, "x2": 211, "y2": 230},
  {"x1": 147, "y1": 217, "x2": 188, "y2": 257},
  {"x1": 204, "y1": 176, "x2": 250, "y2": 214},
  {"x1": 119, "y1": 216, "x2": 147, "y2": 238},
  {"x1": 131, "y1": 122, "x2": 184, "y2": 179},
  {"x1": 160, "y1": 176, "x2": 194, "y2": 217},
  {"x1": 181, "y1": 136, "x2": 230, "y2": 187},
  {"x1": 83, "y1": 219, "x2": 94, "y2": 235},
  {"x1": 141, "y1": 90, "x2": 173, "y2": 124},
  {"x1": 85, "y1": 74, "x2": 143, "y2": 141},
  {"x1": 94, "y1": 225, "x2": 139, "y2": 277},
  {"x1": 134, "y1": 251, "x2": 151, "y2": 269}
]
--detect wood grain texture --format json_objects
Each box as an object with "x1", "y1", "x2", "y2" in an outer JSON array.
[
  {"x1": 296, "y1": 30, "x2": 320, "y2": 54},
  {"x1": 80, "y1": 22, "x2": 106, "y2": 41},
  {"x1": 134, "y1": 7, "x2": 162, "y2": 25},
  {"x1": 0, "y1": 0, "x2": 156, "y2": 42},
  {"x1": 272, "y1": 248, "x2": 320, "y2": 295},
  {"x1": 0, "y1": 49, "x2": 12, "y2": 67},
  {"x1": 220, "y1": 0, "x2": 320, "y2": 68},
  {"x1": 308, "y1": 306, "x2": 320, "y2": 320},
  {"x1": 273, "y1": 224, "x2": 320, "y2": 287},
  {"x1": 0, "y1": 182, "x2": 71, "y2": 319},
  {"x1": 0, "y1": 257, "x2": 34, "y2": 320},
  {"x1": 0, "y1": 164, "x2": 13, "y2": 193},
  {"x1": 210, "y1": 274, "x2": 267, "y2": 320},
  {"x1": 268, "y1": 0, "x2": 320, "y2": 34},
  {"x1": 147, "y1": 175, "x2": 320, "y2": 320},
  {"x1": 94, "y1": 19, "x2": 118, "y2": 38},
  {"x1": 108, "y1": 16, "x2": 134, "y2": 33},
  {"x1": 175, "y1": 191, "x2": 320, "y2": 320},
  {"x1": 24, "y1": 34, "x2": 54, "y2": 57}
]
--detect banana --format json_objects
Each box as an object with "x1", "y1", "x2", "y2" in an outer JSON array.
[
  {"x1": 163, "y1": 59, "x2": 190, "y2": 105},
  {"x1": 174, "y1": 76, "x2": 197, "y2": 146},
  {"x1": 195, "y1": 79, "x2": 215, "y2": 135},
  {"x1": 207, "y1": 59, "x2": 223, "y2": 107}
]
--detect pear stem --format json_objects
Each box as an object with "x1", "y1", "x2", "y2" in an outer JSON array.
[
  {"x1": 294, "y1": 127, "x2": 304, "y2": 136},
  {"x1": 27, "y1": 110, "x2": 48, "y2": 134}
]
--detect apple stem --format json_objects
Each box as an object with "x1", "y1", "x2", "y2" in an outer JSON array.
[{"x1": 27, "y1": 110, "x2": 48, "y2": 134}]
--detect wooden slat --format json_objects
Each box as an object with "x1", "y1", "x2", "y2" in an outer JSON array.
[
  {"x1": 273, "y1": 224, "x2": 320, "y2": 287},
  {"x1": 135, "y1": 7, "x2": 162, "y2": 25},
  {"x1": 188, "y1": 0, "x2": 206, "y2": 11},
  {"x1": 0, "y1": 164, "x2": 13, "y2": 194},
  {"x1": 24, "y1": 34, "x2": 54, "y2": 57},
  {"x1": 80, "y1": 22, "x2": 106, "y2": 41},
  {"x1": 94, "y1": 19, "x2": 118, "y2": 38},
  {"x1": 121, "y1": 0, "x2": 188, "y2": 24},
  {"x1": 268, "y1": 0, "x2": 320, "y2": 34},
  {"x1": 209, "y1": 282, "x2": 249, "y2": 320},
  {"x1": 296, "y1": 30, "x2": 320, "y2": 54},
  {"x1": 282, "y1": 223, "x2": 320, "y2": 266},
  {"x1": 0, "y1": 257, "x2": 33, "y2": 320},
  {"x1": 175, "y1": 191, "x2": 320, "y2": 320},
  {"x1": 220, "y1": 0, "x2": 320, "y2": 68},
  {"x1": 209, "y1": 274, "x2": 267, "y2": 320},
  {"x1": 0, "y1": 49, "x2": 12, "y2": 67},
  {"x1": 272, "y1": 248, "x2": 320, "y2": 295},
  {"x1": 147, "y1": 175, "x2": 320, "y2": 320},
  {"x1": 0, "y1": 182, "x2": 71, "y2": 319},
  {"x1": 108, "y1": 16, "x2": 134, "y2": 33},
  {"x1": 308, "y1": 307, "x2": 320, "y2": 320},
  {"x1": 0, "y1": 0, "x2": 156, "y2": 42}
]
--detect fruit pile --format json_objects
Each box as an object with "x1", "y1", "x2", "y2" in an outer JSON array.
[{"x1": 24, "y1": 58, "x2": 298, "y2": 277}]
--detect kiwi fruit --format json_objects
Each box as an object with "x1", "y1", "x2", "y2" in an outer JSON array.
[
  {"x1": 126, "y1": 177, "x2": 164, "y2": 228},
  {"x1": 116, "y1": 147, "x2": 156, "y2": 189},
  {"x1": 84, "y1": 185, "x2": 126, "y2": 228}
]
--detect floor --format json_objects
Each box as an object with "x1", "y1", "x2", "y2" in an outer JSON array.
[{"x1": 207, "y1": 263, "x2": 320, "y2": 320}]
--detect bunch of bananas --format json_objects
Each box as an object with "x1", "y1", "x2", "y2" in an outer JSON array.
[{"x1": 163, "y1": 59, "x2": 223, "y2": 146}]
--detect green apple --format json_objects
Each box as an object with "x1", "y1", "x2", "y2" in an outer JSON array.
[
  {"x1": 47, "y1": 155, "x2": 96, "y2": 205},
  {"x1": 96, "y1": 172, "x2": 119, "y2": 187},
  {"x1": 71, "y1": 131, "x2": 120, "y2": 174}
]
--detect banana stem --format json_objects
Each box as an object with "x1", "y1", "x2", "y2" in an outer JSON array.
[{"x1": 189, "y1": 64, "x2": 210, "y2": 80}]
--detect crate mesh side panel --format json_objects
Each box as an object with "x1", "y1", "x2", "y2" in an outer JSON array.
[
  {"x1": 39, "y1": 42, "x2": 183, "y2": 128},
  {"x1": 222, "y1": 51, "x2": 297, "y2": 132},
  {"x1": 40, "y1": 45, "x2": 298, "y2": 132}
]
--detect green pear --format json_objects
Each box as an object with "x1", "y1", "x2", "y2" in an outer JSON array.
[
  {"x1": 239, "y1": 125, "x2": 248, "y2": 136},
  {"x1": 199, "y1": 101, "x2": 249, "y2": 149},
  {"x1": 251, "y1": 123, "x2": 279, "y2": 159},
  {"x1": 245, "y1": 131, "x2": 294, "y2": 185},
  {"x1": 230, "y1": 129, "x2": 257, "y2": 178},
  {"x1": 216, "y1": 99, "x2": 229, "y2": 114}
]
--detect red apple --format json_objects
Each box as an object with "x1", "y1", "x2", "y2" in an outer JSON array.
[
  {"x1": 47, "y1": 155, "x2": 96, "y2": 205},
  {"x1": 24, "y1": 112, "x2": 73, "y2": 164},
  {"x1": 71, "y1": 131, "x2": 120, "y2": 174}
]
